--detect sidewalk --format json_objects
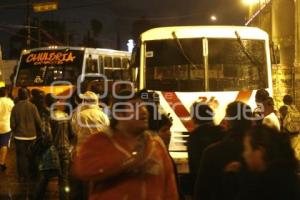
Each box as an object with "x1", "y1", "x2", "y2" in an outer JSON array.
[{"x1": 0, "y1": 142, "x2": 58, "y2": 200}]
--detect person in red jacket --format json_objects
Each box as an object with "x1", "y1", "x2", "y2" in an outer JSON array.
[{"x1": 72, "y1": 90, "x2": 179, "y2": 200}]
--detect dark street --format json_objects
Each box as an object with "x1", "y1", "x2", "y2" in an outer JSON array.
[{"x1": 0, "y1": 142, "x2": 58, "y2": 200}]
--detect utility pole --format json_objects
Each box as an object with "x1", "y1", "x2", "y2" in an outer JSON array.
[
  {"x1": 32, "y1": 1, "x2": 59, "y2": 47},
  {"x1": 0, "y1": 45, "x2": 4, "y2": 84},
  {"x1": 64, "y1": 32, "x2": 70, "y2": 46},
  {"x1": 26, "y1": 0, "x2": 31, "y2": 48},
  {"x1": 295, "y1": 0, "x2": 300, "y2": 107},
  {"x1": 38, "y1": 18, "x2": 41, "y2": 47},
  {"x1": 0, "y1": 44, "x2": 2, "y2": 60}
]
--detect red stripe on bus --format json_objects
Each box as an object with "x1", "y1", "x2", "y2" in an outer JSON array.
[
  {"x1": 161, "y1": 92, "x2": 193, "y2": 132},
  {"x1": 235, "y1": 91, "x2": 253, "y2": 103}
]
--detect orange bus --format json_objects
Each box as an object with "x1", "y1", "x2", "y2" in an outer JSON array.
[{"x1": 12, "y1": 46, "x2": 132, "y2": 99}]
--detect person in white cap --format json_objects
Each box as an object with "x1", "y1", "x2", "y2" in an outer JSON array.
[
  {"x1": 70, "y1": 91, "x2": 110, "y2": 199},
  {"x1": 71, "y1": 91, "x2": 110, "y2": 150}
]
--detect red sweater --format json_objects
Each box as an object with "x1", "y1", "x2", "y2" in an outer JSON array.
[{"x1": 73, "y1": 129, "x2": 179, "y2": 200}]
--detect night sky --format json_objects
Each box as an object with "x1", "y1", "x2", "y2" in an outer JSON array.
[{"x1": 0, "y1": 0, "x2": 247, "y2": 58}]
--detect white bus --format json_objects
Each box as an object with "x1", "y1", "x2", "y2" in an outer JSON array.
[
  {"x1": 13, "y1": 46, "x2": 131, "y2": 98},
  {"x1": 136, "y1": 26, "x2": 273, "y2": 167}
]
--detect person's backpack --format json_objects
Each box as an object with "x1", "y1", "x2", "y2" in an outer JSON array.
[
  {"x1": 283, "y1": 105, "x2": 300, "y2": 134},
  {"x1": 28, "y1": 111, "x2": 52, "y2": 156}
]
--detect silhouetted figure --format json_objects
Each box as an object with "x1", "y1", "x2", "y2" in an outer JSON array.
[
  {"x1": 10, "y1": 87, "x2": 42, "y2": 197},
  {"x1": 30, "y1": 89, "x2": 46, "y2": 116},
  {"x1": 194, "y1": 101, "x2": 253, "y2": 200},
  {"x1": 253, "y1": 89, "x2": 269, "y2": 125},
  {"x1": 187, "y1": 103, "x2": 224, "y2": 196},
  {"x1": 239, "y1": 125, "x2": 300, "y2": 200},
  {"x1": 281, "y1": 95, "x2": 300, "y2": 134},
  {"x1": 281, "y1": 95, "x2": 300, "y2": 165},
  {"x1": 34, "y1": 94, "x2": 75, "y2": 200}
]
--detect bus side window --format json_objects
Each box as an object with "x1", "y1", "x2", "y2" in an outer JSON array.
[
  {"x1": 113, "y1": 57, "x2": 121, "y2": 69},
  {"x1": 99, "y1": 56, "x2": 104, "y2": 74},
  {"x1": 104, "y1": 56, "x2": 113, "y2": 79},
  {"x1": 104, "y1": 56, "x2": 112, "y2": 68},
  {"x1": 113, "y1": 57, "x2": 122, "y2": 80},
  {"x1": 122, "y1": 58, "x2": 129, "y2": 69},
  {"x1": 85, "y1": 55, "x2": 99, "y2": 73},
  {"x1": 122, "y1": 58, "x2": 130, "y2": 80}
]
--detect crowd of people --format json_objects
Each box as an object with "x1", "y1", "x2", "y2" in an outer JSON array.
[
  {"x1": 187, "y1": 89, "x2": 300, "y2": 200},
  {"x1": 0, "y1": 84, "x2": 300, "y2": 200}
]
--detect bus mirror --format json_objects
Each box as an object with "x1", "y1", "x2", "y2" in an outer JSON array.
[
  {"x1": 130, "y1": 43, "x2": 140, "y2": 69},
  {"x1": 270, "y1": 42, "x2": 280, "y2": 64},
  {"x1": 130, "y1": 67, "x2": 138, "y2": 83}
]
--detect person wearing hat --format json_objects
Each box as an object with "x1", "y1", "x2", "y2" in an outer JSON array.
[
  {"x1": 70, "y1": 91, "x2": 110, "y2": 200},
  {"x1": 71, "y1": 91, "x2": 110, "y2": 150},
  {"x1": 0, "y1": 84, "x2": 14, "y2": 171},
  {"x1": 0, "y1": 81, "x2": 5, "y2": 88}
]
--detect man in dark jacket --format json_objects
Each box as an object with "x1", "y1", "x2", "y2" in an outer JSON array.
[
  {"x1": 194, "y1": 101, "x2": 253, "y2": 200},
  {"x1": 187, "y1": 103, "x2": 224, "y2": 195},
  {"x1": 10, "y1": 88, "x2": 42, "y2": 183}
]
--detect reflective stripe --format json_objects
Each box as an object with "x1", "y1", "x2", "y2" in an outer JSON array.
[
  {"x1": 14, "y1": 136, "x2": 36, "y2": 140},
  {"x1": 235, "y1": 90, "x2": 253, "y2": 102},
  {"x1": 161, "y1": 92, "x2": 193, "y2": 132}
]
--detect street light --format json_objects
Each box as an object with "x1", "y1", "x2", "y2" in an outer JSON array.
[
  {"x1": 127, "y1": 39, "x2": 134, "y2": 53},
  {"x1": 210, "y1": 15, "x2": 217, "y2": 22},
  {"x1": 33, "y1": 2, "x2": 58, "y2": 13},
  {"x1": 242, "y1": 0, "x2": 260, "y2": 5}
]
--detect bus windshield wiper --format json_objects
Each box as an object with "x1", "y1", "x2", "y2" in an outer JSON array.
[
  {"x1": 172, "y1": 31, "x2": 197, "y2": 69},
  {"x1": 234, "y1": 31, "x2": 262, "y2": 66},
  {"x1": 172, "y1": 31, "x2": 198, "y2": 80}
]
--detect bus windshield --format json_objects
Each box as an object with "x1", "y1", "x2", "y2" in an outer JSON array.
[
  {"x1": 16, "y1": 49, "x2": 84, "y2": 86},
  {"x1": 145, "y1": 38, "x2": 267, "y2": 92}
]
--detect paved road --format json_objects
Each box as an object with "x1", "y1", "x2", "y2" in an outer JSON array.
[{"x1": 0, "y1": 141, "x2": 58, "y2": 200}]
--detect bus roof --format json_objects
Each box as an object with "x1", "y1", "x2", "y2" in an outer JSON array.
[
  {"x1": 141, "y1": 26, "x2": 269, "y2": 41},
  {"x1": 21, "y1": 46, "x2": 131, "y2": 57}
]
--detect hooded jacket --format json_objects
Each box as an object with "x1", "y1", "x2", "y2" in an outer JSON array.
[{"x1": 73, "y1": 129, "x2": 179, "y2": 200}]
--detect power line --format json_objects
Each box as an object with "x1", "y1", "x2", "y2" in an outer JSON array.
[
  {"x1": 0, "y1": 23, "x2": 62, "y2": 45},
  {"x1": 0, "y1": 1, "x2": 200, "y2": 21},
  {"x1": 59, "y1": 0, "x2": 112, "y2": 10},
  {"x1": 0, "y1": 27, "x2": 51, "y2": 46},
  {"x1": 117, "y1": 12, "x2": 204, "y2": 21},
  {"x1": 39, "y1": 28, "x2": 62, "y2": 45},
  {"x1": 0, "y1": 24, "x2": 38, "y2": 29},
  {"x1": 0, "y1": 1, "x2": 111, "y2": 10},
  {"x1": 0, "y1": 2, "x2": 29, "y2": 9}
]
